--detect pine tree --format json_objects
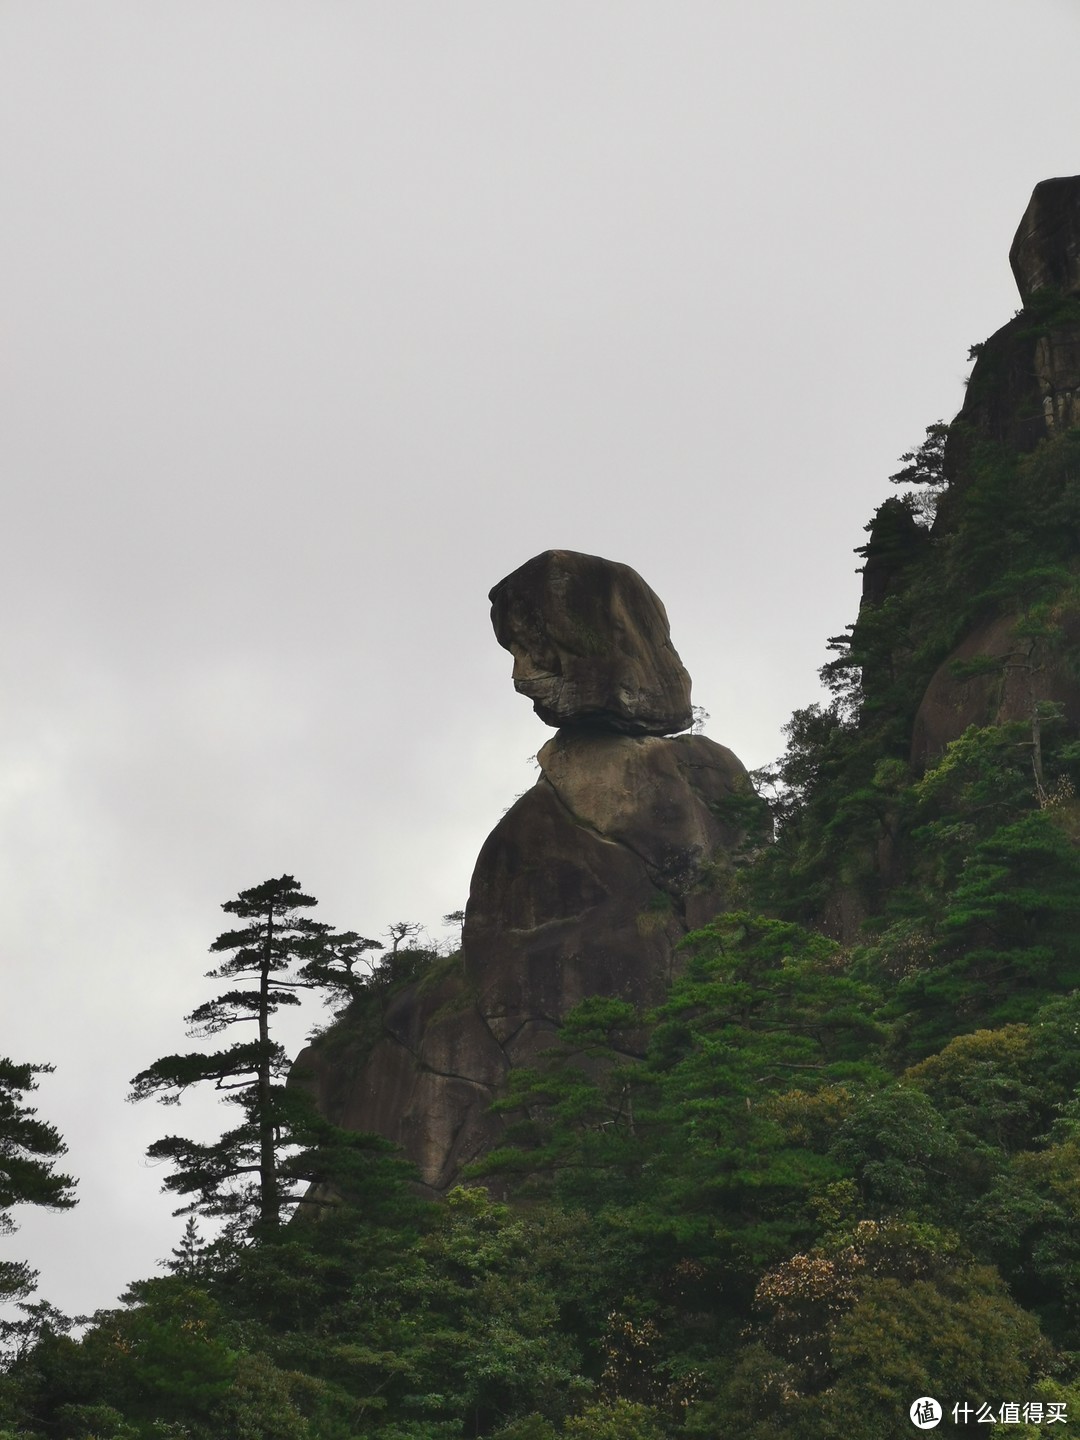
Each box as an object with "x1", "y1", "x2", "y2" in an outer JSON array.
[
  {"x1": 165, "y1": 1214, "x2": 210, "y2": 1282},
  {"x1": 129, "y1": 875, "x2": 337, "y2": 1232},
  {"x1": 0, "y1": 1058, "x2": 77, "y2": 1300}
]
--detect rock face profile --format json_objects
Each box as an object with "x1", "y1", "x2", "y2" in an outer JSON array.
[
  {"x1": 944, "y1": 176, "x2": 1080, "y2": 463},
  {"x1": 490, "y1": 550, "x2": 693, "y2": 735},
  {"x1": 1010, "y1": 175, "x2": 1080, "y2": 306},
  {"x1": 292, "y1": 552, "x2": 752, "y2": 1190}
]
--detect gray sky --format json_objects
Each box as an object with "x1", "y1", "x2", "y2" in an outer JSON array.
[{"x1": 4, "y1": 0, "x2": 1080, "y2": 1318}]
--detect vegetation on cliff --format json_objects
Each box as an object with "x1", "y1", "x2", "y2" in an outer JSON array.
[{"x1": 9, "y1": 322, "x2": 1080, "y2": 1433}]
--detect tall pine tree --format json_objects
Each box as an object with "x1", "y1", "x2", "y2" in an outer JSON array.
[
  {"x1": 0, "y1": 1058, "x2": 77, "y2": 1300},
  {"x1": 129, "y1": 875, "x2": 335, "y2": 1231}
]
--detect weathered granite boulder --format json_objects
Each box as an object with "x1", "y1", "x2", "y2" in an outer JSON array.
[
  {"x1": 292, "y1": 727, "x2": 753, "y2": 1190},
  {"x1": 291, "y1": 969, "x2": 505, "y2": 1193},
  {"x1": 536, "y1": 728, "x2": 746, "y2": 909},
  {"x1": 490, "y1": 550, "x2": 693, "y2": 734},
  {"x1": 463, "y1": 730, "x2": 750, "y2": 1071},
  {"x1": 1010, "y1": 175, "x2": 1080, "y2": 305},
  {"x1": 292, "y1": 552, "x2": 756, "y2": 1190}
]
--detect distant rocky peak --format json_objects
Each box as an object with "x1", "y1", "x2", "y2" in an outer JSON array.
[
  {"x1": 488, "y1": 548, "x2": 693, "y2": 736},
  {"x1": 1010, "y1": 174, "x2": 1080, "y2": 305}
]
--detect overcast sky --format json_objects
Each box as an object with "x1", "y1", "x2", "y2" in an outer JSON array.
[{"x1": 4, "y1": 0, "x2": 1080, "y2": 1319}]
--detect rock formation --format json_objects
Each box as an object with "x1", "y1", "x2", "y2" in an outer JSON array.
[
  {"x1": 1009, "y1": 175, "x2": 1080, "y2": 307},
  {"x1": 292, "y1": 551, "x2": 752, "y2": 1190},
  {"x1": 490, "y1": 549, "x2": 693, "y2": 734},
  {"x1": 938, "y1": 175, "x2": 1080, "y2": 473},
  {"x1": 855, "y1": 176, "x2": 1080, "y2": 770},
  {"x1": 465, "y1": 725, "x2": 748, "y2": 1076},
  {"x1": 789, "y1": 176, "x2": 1080, "y2": 942},
  {"x1": 911, "y1": 609, "x2": 1080, "y2": 772}
]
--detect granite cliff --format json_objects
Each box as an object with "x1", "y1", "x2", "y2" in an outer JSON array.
[
  {"x1": 292, "y1": 550, "x2": 751, "y2": 1190},
  {"x1": 294, "y1": 174, "x2": 1080, "y2": 1176},
  {"x1": 907, "y1": 176, "x2": 1080, "y2": 767},
  {"x1": 805, "y1": 174, "x2": 1080, "y2": 939}
]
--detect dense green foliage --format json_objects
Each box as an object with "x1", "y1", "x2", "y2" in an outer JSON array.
[{"x1": 9, "y1": 396, "x2": 1080, "y2": 1433}]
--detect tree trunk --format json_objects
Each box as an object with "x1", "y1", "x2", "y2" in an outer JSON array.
[{"x1": 258, "y1": 907, "x2": 279, "y2": 1228}]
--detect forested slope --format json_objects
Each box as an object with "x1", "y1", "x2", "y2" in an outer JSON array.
[{"x1": 8, "y1": 179, "x2": 1080, "y2": 1437}]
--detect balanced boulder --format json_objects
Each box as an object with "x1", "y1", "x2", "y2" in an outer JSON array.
[
  {"x1": 291, "y1": 551, "x2": 755, "y2": 1190},
  {"x1": 489, "y1": 549, "x2": 693, "y2": 735}
]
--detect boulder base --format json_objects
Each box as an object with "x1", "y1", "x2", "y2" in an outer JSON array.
[
  {"x1": 293, "y1": 731, "x2": 755, "y2": 1188},
  {"x1": 464, "y1": 731, "x2": 750, "y2": 1069}
]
